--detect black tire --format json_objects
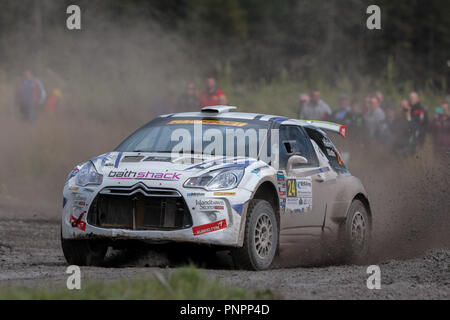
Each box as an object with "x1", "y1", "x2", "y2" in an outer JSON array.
[
  {"x1": 340, "y1": 199, "x2": 371, "y2": 264},
  {"x1": 61, "y1": 233, "x2": 107, "y2": 266},
  {"x1": 231, "y1": 200, "x2": 278, "y2": 270}
]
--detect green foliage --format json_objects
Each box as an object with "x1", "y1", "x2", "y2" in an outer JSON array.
[
  {"x1": 0, "y1": 267, "x2": 274, "y2": 300},
  {"x1": 0, "y1": 0, "x2": 448, "y2": 89}
]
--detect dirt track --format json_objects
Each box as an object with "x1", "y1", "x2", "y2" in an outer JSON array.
[
  {"x1": 0, "y1": 145, "x2": 449, "y2": 299},
  {"x1": 0, "y1": 216, "x2": 449, "y2": 299}
]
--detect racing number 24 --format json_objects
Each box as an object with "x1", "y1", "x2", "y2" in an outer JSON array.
[{"x1": 287, "y1": 179, "x2": 297, "y2": 198}]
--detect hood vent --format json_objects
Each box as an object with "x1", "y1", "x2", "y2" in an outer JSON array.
[
  {"x1": 143, "y1": 156, "x2": 172, "y2": 162},
  {"x1": 121, "y1": 156, "x2": 144, "y2": 163}
]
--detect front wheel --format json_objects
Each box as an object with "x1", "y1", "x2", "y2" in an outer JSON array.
[
  {"x1": 231, "y1": 200, "x2": 279, "y2": 270},
  {"x1": 61, "y1": 233, "x2": 107, "y2": 266}
]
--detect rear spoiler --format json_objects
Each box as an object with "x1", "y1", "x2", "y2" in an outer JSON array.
[{"x1": 298, "y1": 120, "x2": 347, "y2": 138}]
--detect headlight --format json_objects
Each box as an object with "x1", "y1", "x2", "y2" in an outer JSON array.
[
  {"x1": 75, "y1": 161, "x2": 103, "y2": 186},
  {"x1": 184, "y1": 167, "x2": 244, "y2": 191}
]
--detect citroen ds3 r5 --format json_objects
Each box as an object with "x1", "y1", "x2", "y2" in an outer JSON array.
[{"x1": 62, "y1": 106, "x2": 371, "y2": 270}]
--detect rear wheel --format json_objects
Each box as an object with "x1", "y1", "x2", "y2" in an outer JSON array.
[
  {"x1": 341, "y1": 200, "x2": 370, "y2": 264},
  {"x1": 231, "y1": 200, "x2": 278, "y2": 270},
  {"x1": 61, "y1": 233, "x2": 107, "y2": 266}
]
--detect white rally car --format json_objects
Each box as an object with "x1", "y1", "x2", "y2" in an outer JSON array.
[{"x1": 62, "y1": 106, "x2": 371, "y2": 270}]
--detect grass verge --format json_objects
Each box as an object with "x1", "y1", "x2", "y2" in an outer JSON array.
[{"x1": 0, "y1": 267, "x2": 275, "y2": 300}]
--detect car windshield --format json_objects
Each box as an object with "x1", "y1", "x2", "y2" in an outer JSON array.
[{"x1": 115, "y1": 117, "x2": 270, "y2": 158}]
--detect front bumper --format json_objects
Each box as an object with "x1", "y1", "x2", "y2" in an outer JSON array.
[{"x1": 62, "y1": 181, "x2": 251, "y2": 247}]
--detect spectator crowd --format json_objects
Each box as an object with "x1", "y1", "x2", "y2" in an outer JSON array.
[
  {"x1": 177, "y1": 78, "x2": 449, "y2": 157},
  {"x1": 296, "y1": 89, "x2": 450, "y2": 157},
  {"x1": 14, "y1": 70, "x2": 450, "y2": 158}
]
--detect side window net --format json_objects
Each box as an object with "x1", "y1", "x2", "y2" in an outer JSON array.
[{"x1": 305, "y1": 128, "x2": 347, "y2": 172}]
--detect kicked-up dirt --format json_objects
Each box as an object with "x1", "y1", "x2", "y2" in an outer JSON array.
[{"x1": 0, "y1": 142, "x2": 449, "y2": 299}]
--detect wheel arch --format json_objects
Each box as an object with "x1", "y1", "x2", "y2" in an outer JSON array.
[
  {"x1": 237, "y1": 178, "x2": 280, "y2": 247},
  {"x1": 352, "y1": 193, "x2": 372, "y2": 224},
  {"x1": 252, "y1": 180, "x2": 280, "y2": 227}
]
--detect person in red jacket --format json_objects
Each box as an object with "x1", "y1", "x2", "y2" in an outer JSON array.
[
  {"x1": 199, "y1": 77, "x2": 228, "y2": 107},
  {"x1": 45, "y1": 89, "x2": 62, "y2": 115}
]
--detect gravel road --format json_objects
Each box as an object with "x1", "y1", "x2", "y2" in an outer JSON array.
[
  {"x1": 0, "y1": 217, "x2": 448, "y2": 299},
  {"x1": 0, "y1": 148, "x2": 449, "y2": 299}
]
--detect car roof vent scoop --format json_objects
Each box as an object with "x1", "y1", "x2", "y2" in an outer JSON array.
[{"x1": 201, "y1": 106, "x2": 237, "y2": 114}]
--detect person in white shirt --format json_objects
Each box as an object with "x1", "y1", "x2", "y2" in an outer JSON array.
[{"x1": 299, "y1": 89, "x2": 332, "y2": 121}]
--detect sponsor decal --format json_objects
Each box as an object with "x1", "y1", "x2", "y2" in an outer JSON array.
[
  {"x1": 213, "y1": 192, "x2": 236, "y2": 196},
  {"x1": 168, "y1": 119, "x2": 248, "y2": 127},
  {"x1": 73, "y1": 195, "x2": 88, "y2": 209},
  {"x1": 193, "y1": 219, "x2": 227, "y2": 236},
  {"x1": 285, "y1": 177, "x2": 313, "y2": 214},
  {"x1": 297, "y1": 178, "x2": 312, "y2": 195},
  {"x1": 286, "y1": 197, "x2": 312, "y2": 213},
  {"x1": 70, "y1": 211, "x2": 86, "y2": 231},
  {"x1": 186, "y1": 192, "x2": 206, "y2": 197},
  {"x1": 108, "y1": 170, "x2": 181, "y2": 181},
  {"x1": 195, "y1": 199, "x2": 226, "y2": 211},
  {"x1": 277, "y1": 171, "x2": 287, "y2": 209}
]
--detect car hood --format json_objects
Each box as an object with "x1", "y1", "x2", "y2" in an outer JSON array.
[{"x1": 89, "y1": 152, "x2": 257, "y2": 181}]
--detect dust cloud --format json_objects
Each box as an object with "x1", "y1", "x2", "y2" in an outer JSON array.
[
  {"x1": 0, "y1": 2, "x2": 448, "y2": 263},
  {"x1": 0, "y1": 2, "x2": 196, "y2": 216},
  {"x1": 335, "y1": 137, "x2": 450, "y2": 261}
]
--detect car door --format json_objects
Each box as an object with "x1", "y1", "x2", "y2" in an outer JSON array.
[
  {"x1": 304, "y1": 127, "x2": 348, "y2": 222},
  {"x1": 277, "y1": 125, "x2": 330, "y2": 234}
]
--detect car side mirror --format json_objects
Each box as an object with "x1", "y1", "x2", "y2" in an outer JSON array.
[{"x1": 286, "y1": 155, "x2": 308, "y2": 175}]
